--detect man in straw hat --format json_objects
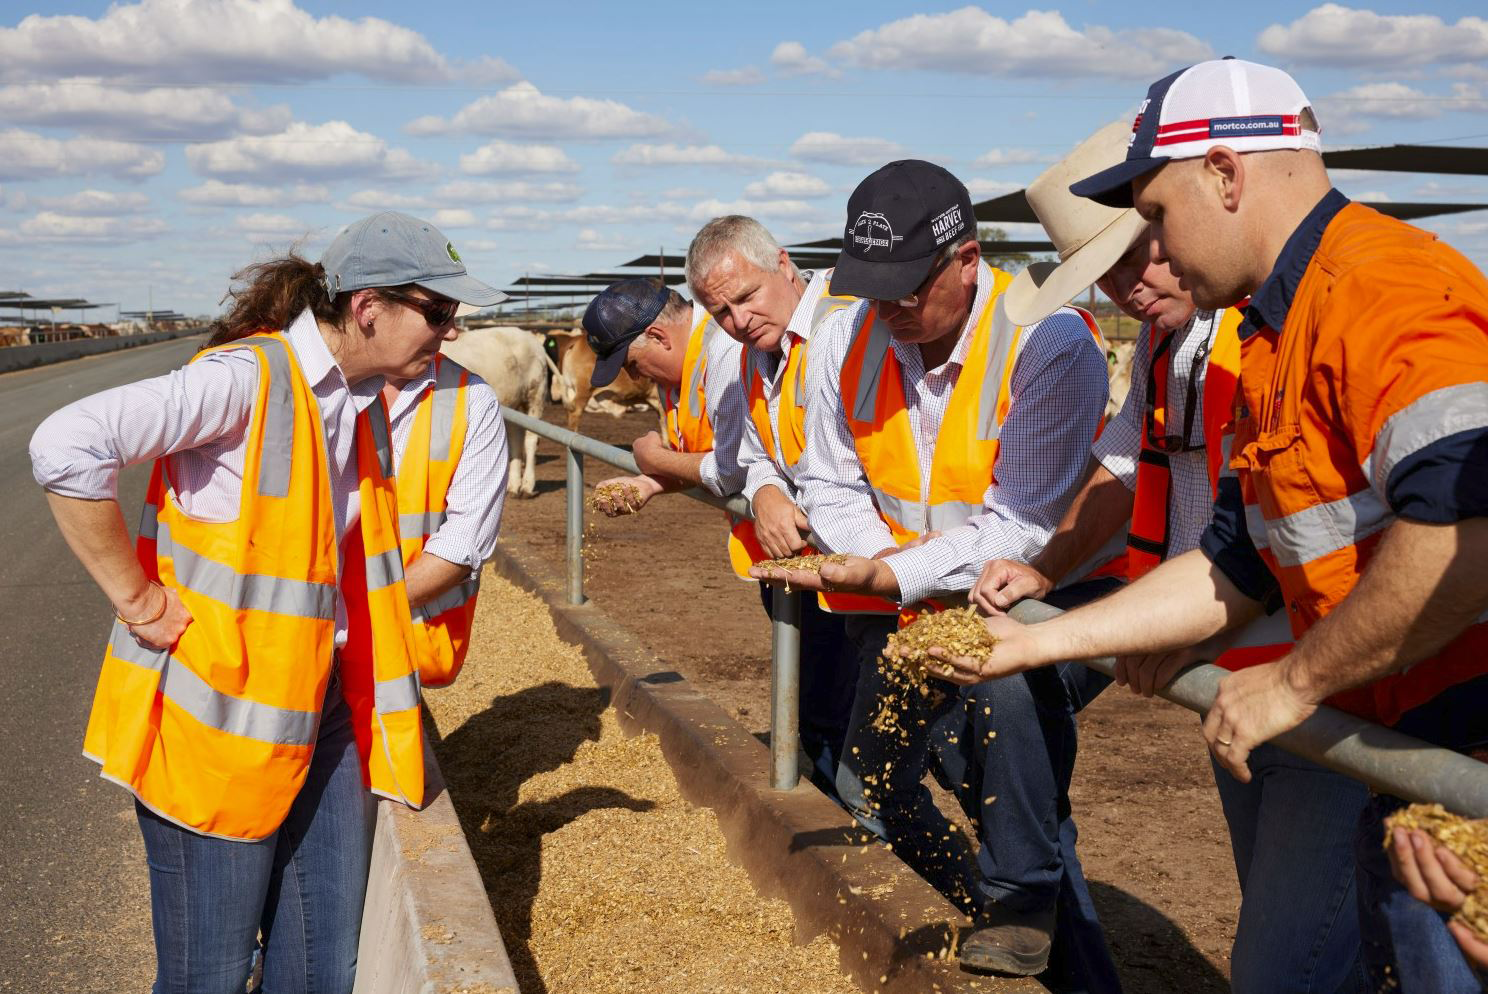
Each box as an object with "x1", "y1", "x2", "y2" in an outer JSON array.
[
  {"x1": 927, "y1": 57, "x2": 1488, "y2": 991},
  {"x1": 980, "y1": 120, "x2": 1369, "y2": 993},
  {"x1": 761, "y1": 160, "x2": 1122, "y2": 984}
]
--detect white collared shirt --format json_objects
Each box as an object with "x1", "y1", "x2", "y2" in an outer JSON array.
[
  {"x1": 384, "y1": 360, "x2": 509, "y2": 579},
  {"x1": 797, "y1": 264, "x2": 1110, "y2": 605},
  {"x1": 31, "y1": 308, "x2": 385, "y2": 644},
  {"x1": 738, "y1": 269, "x2": 868, "y2": 505},
  {"x1": 689, "y1": 302, "x2": 749, "y2": 498}
]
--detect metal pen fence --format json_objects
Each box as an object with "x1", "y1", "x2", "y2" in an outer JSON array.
[{"x1": 499, "y1": 406, "x2": 1488, "y2": 817}]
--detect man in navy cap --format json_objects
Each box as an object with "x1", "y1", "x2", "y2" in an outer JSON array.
[
  {"x1": 760, "y1": 160, "x2": 1121, "y2": 983},
  {"x1": 582, "y1": 278, "x2": 746, "y2": 512}
]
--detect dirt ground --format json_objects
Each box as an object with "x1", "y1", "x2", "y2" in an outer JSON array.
[{"x1": 497, "y1": 404, "x2": 1241, "y2": 994}]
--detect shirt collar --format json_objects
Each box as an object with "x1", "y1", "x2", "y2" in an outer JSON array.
[
  {"x1": 783, "y1": 268, "x2": 824, "y2": 344},
  {"x1": 285, "y1": 307, "x2": 385, "y2": 412},
  {"x1": 1242, "y1": 188, "x2": 1350, "y2": 338},
  {"x1": 387, "y1": 359, "x2": 437, "y2": 421}
]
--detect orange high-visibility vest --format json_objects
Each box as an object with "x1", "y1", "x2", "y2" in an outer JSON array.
[
  {"x1": 662, "y1": 306, "x2": 719, "y2": 453},
  {"x1": 396, "y1": 354, "x2": 479, "y2": 688},
  {"x1": 1127, "y1": 308, "x2": 1293, "y2": 670},
  {"x1": 726, "y1": 278, "x2": 860, "y2": 578},
  {"x1": 83, "y1": 332, "x2": 424, "y2": 841},
  {"x1": 825, "y1": 264, "x2": 1105, "y2": 614},
  {"x1": 1230, "y1": 203, "x2": 1488, "y2": 723}
]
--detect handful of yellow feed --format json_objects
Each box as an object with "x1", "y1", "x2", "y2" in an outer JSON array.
[
  {"x1": 753, "y1": 553, "x2": 848, "y2": 575},
  {"x1": 882, "y1": 607, "x2": 997, "y2": 687},
  {"x1": 588, "y1": 481, "x2": 643, "y2": 514},
  {"x1": 1385, "y1": 803, "x2": 1488, "y2": 940}
]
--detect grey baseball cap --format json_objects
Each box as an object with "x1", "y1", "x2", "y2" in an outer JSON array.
[{"x1": 320, "y1": 212, "x2": 507, "y2": 306}]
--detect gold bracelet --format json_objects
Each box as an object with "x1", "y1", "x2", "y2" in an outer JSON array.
[{"x1": 116, "y1": 583, "x2": 167, "y2": 627}]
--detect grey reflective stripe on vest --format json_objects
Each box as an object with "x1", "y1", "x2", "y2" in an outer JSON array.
[
  {"x1": 927, "y1": 499, "x2": 981, "y2": 532},
  {"x1": 1227, "y1": 608, "x2": 1293, "y2": 650},
  {"x1": 107, "y1": 622, "x2": 318, "y2": 746},
  {"x1": 1263, "y1": 488, "x2": 1393, "y2": 569},
  {"x1": 237, "y1": 336, "x2": 295, "y2": 500},
  {"x1": 364, "y1": 547, "x2": 404, "y2": 592},
  {"x1": 811, "y1": 290, "x2": 853, "y2": 331},
  {"x1": 685, "y1": 319, "x2": 717, "y2": 417},
  {"x1": 158, "y1": 522, "x2": 337, "y2": 620},
  {"x1": 849, "y1": 311, "x2": 892, "y2": 423},
  {"x1": 429, "y1": 357, "x2": 465, "y2": 463},
  {"x1": 376, "y1": 671, "x2": 421, "y2": 713},
  {"x1": 413, "y1": 577, "x2": 479, "y2": 624},
  {"x1": 1244, "y1": 502, "x2": 1270, "y2": 551},
  {"x1": 400, "y1": 509, "x2": 447, "y2": 539},
  {"x1": 137, "y1": 502, "x2": 159, "y2": 541},
  {"x1": 873, "y1": 490, "x2": 925, "y2": 535},
  {"x1": 366, "y1": 402, "x2": 394, "y2": 479},
  {"x1": 976, "y1": 295, "x2": 1025, "y2": 443},
  {"x1": 1365, "y1": 382, "x2": 1488, "y2": 495}
]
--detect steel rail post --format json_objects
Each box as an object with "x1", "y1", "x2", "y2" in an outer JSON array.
[
  {"x1": 770, "y1": 587, "x2": 802, "y2": 790},
  {"x1": 565, "y1": 445, "x2": 584, "y2": 605},
  {"x1": 1007, "y1": 599, "x2": 1488, "y2": 818}
]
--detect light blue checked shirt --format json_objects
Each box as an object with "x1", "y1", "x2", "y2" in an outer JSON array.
[{"x1": 798, "y1": 263, "x2": 1110, "y2": 605}]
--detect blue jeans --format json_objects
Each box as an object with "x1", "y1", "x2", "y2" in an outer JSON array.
[
  {"x1": 1211, "y1": 744, "x2": 1369, "y2": 994},
  {"x1": 135, "y1": 680, "x2": 377, "y2": 994},
  {"x1": 1354, "y1": 673, "x2": 1488, "y2": 993},
  {"x1": 759, "y1": 584, "x2": 858, "y2": 802}
]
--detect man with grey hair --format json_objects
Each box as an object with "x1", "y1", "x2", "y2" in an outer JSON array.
[{"x1": 686, "y1": 215, "x2": 861, "y2": 801}]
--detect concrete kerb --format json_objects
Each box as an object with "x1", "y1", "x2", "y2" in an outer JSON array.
[
  {"x1": 0, "y1": 328, "x2": 205, "y2": 374},
  {"x1": 354, "y1": 736, "x2": 521, "y2": 994},
  {"x1": 488, "y1": 535, "x2": 1050, "y2": 994}
]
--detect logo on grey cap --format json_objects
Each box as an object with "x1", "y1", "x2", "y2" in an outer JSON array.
[{"x1": 850, "y1": 212, "x2": 902, "y2": 253}]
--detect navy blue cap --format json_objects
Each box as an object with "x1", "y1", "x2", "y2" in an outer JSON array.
[
  {"x1": 582, "y1": 279, "x2": 671, "y2": 387},
  {"x1": 830, "y1": 159, "x2": 974, "y2": 300}
]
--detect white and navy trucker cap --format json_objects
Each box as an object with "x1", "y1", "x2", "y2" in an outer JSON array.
[{"x1": 1070, "y1": 58, "x2": 1320, "y2": 209}]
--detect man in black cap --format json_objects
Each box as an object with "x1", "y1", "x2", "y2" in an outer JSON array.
[
  {"x1": 581, "y1": 278, "x2": 746, "y2": 512},
  {"x1": 760, "y1": 160, "x2": 1120, "y2": 983}
]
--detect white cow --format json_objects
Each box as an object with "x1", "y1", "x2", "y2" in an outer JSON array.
[
  {"x1": 440, "y1": 326, "x2": 546, "y2": 498},
  {"x1": 1106, "y1": 340, "x2": 1136, "y2": 418}
]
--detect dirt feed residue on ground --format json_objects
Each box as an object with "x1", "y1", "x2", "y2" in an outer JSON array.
[{"x1": 423, "y1": 569, "x2": 861, "y2": 994}]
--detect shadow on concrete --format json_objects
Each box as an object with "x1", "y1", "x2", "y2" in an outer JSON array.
[
  {"x1": 1087, "y1": 879, "x2": 1229, "y2": 994},
  {"x1": 430, "y1": 680, "x2": 654, "y2": 994}
]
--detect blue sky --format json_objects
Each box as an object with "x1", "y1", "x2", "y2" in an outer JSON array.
[{"x1": 0, "y1": 0, "x2": 1485, "y2": 318}]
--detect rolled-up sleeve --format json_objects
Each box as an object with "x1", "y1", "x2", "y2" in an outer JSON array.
[
  {"x1": 29, "y1": 350, "x2": 257, "y2": 499},
  {"x1": 421, "y1": 378, "x2": 509, "y2": 577}
]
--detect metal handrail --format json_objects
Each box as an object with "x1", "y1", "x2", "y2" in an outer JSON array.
[
  {"x1": 500, "y1": 406, "x2": 803, "y2": 789},
  {"x1": 501, "y1": 405, "x2": 1488, "y2": 817}
]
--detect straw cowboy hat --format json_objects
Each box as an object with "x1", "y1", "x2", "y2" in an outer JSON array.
[{"x1": 1003, "y1": 121, "x2": 1149, "y2": 327}]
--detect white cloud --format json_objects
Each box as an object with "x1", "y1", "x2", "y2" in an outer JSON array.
[
  {"x1": 1258, "y1": 4, "x2": 1488, "y2": 68},
  {"x1": 771, "y1": 41, "x2": 837, "y2": 77},
  {"x1": 824, "y1": 8, "x2": 1211, "y2": 78},
  {"x1": 458, "y1": 140, "x2": 579, "y2": 175},
  {"x1": 0, "y1": 0, "x2": 496, "y2": 84},
  {"x1": 1318, "y1": 81, "x2": 1488, "y2": 134},
  {"x1": 186, "y1": 120, "x2": 435, "y2": 181},
  {"x1": 434, "y1": 180, "x2": 584, "y2": 204},
  {"x1": 743, "y1": 171, "x2": 831, "y2": 198},
  {"x1": 575, "y1": 228, "x2": 631, "y2": 252},
  {"x1": 35, "y1": 190, "x2": 149, "y2": 215},
  {"x1": 406, "y1": 82, "x2": 672, "y2": 140},
  {"x1": 789, "y1": 131, "x2": 907, "y2": 166},
  {"x1": 432, "y1": 209, "x2": 476, "y2": 228},
  {"x1": 340, "y1": 189, "x2": 432, "y2": 211},
  {"x1": 0, "y1": 128, "x2": 163, "y2": 180},
  {"x1": 701, "y1": 67, "x2": 765, "y2": 86},
  {"x1": 974, "y1": 148, "x2": 1052, "y2": 168},
  {"x1": 612, "y1": 143, "x2": 768, "y2": 170},
  {"x1": 0, "y1": 78, "x2": 290, "y2": 140},
  {"x1": 232, "y1": 211, "x2": 315, "y2": 245},
  {"x1": 178, "y1": 180, "x2": 329, "y2": 207},
  {"x1": 15, "y1": 211, "x2": 166, "y2": 242},
  {"x1": 966, "y1": 178, "x2": 1023, "y2": 198},
  {"x1": 686, "y1": 198, "x2": 819, "y2": 222}
]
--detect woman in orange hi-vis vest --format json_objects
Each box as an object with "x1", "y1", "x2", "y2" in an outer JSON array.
[{"x1": 29, "y1": 212, "x2": 505, "y2": 994}]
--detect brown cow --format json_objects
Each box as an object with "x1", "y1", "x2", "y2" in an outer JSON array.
[{"x1": 544, "y1": 329, "x2": 662, "y2": 433}]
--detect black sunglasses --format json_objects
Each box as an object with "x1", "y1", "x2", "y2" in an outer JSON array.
[
  {"x1": 382, "y1": 290, "x2": 459, "y2": 328},
  {"x1": 1143, "y1": 330, "x2": 1209, "y2": 454}
]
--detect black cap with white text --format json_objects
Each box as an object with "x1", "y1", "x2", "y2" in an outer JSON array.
[{"x1": 829, "y1": 160, "x2": 974, "y2": 301}]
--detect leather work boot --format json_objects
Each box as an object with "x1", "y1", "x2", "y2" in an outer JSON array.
[{"x1": 957, "y1": 902, "x2": 1056, "y2": 976}]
